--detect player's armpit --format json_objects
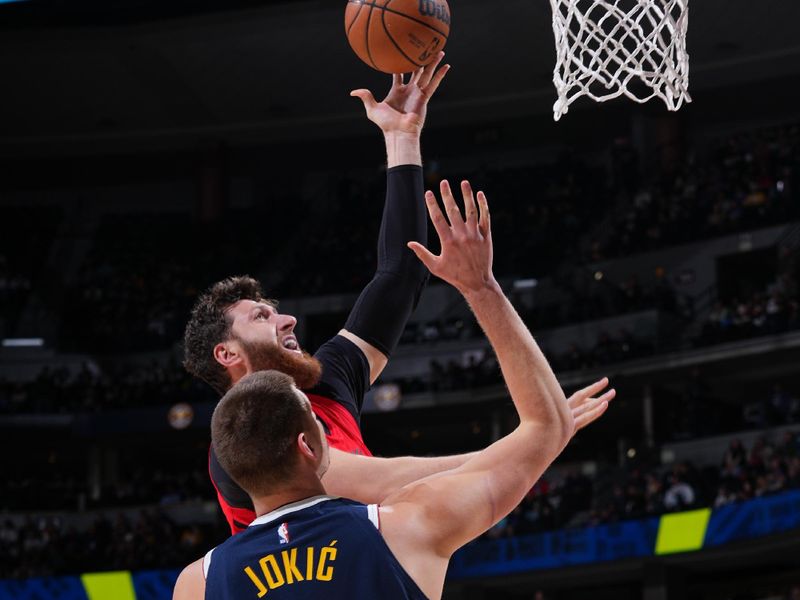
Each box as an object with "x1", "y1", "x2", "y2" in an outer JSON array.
[
  {"x1": 338, "y1": 329, "x2": 388, "y2": 384},
  {"x1": 173, "y1": 558, "x2": 205, "y2": 600}
]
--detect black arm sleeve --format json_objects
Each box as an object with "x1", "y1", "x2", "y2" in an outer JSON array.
[{"x1": 344, "y1": 164, "x2": 430, "y2": 357}]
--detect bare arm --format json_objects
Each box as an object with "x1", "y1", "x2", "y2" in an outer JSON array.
[
  {"x1": 322, "y1": 447, "x2": 476, "y2": 504},
  {"x1": 173, "y1": 558, "x2": 205, "y2": 600},
  {"x1": 378, "y1": 182, "x2": 574, "y2": 599}
]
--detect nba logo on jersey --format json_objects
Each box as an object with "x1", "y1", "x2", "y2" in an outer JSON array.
[{"x1": 277, "y1": 522, "x2": 290, "y2": 545}]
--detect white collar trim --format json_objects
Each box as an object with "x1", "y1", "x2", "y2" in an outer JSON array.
[{"x1": 249, "y1": 495, "x2": 335, "y2": 528}]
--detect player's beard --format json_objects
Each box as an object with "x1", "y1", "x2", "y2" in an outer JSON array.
[{"x1": 239, "y1": 338, "x2": 322, "y2": 390}]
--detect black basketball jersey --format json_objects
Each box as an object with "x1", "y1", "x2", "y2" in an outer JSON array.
[{"x1": 203, "y1": 496, "x2": 429, "y2": 600}]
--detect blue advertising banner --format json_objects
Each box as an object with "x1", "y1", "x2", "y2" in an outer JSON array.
[
  {"x1": 449, "y1": 517, "x2": 660, "y2": 579},
  {"x1": 705, "y1": 489, "x2": 800, "y2": 548}
]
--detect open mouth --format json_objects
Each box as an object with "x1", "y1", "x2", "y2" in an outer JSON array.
[{"x1": 282, "y1": 336, "x2": 301, "y2": 353}]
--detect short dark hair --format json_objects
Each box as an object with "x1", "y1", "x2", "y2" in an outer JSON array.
[
  {"x1": 211, "y1": 370, "x2": 312, "y2": 497},
  {"x1": 183, "y1": 276, "x2": 276, "y2": 394}
]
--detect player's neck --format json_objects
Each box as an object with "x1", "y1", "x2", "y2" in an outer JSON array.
[{"x1": 251, "y1": 478, "x2": 327, "y2": 519}]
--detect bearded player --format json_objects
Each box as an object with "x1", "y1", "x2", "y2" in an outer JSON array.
[{"x1": 183, "y1": 55, "x2": 615, "y2": 535}]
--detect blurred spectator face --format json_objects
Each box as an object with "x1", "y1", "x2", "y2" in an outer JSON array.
[{"x1": 225, "y1": 300, "x2": 322, "y2": 389}]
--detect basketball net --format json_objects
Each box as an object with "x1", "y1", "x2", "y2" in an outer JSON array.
[{"x1": 549, "y1": 0, "x2": 691, "y2": 121}]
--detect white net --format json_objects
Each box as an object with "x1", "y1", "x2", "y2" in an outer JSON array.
[{"x1": 549, "y1": 0, "x2": 691, "y2": 120}]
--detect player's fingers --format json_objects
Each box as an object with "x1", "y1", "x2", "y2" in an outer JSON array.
[
  {"x1": 423, "y1": 63, "x2": 450, "y2": 97},
  {"x1": 569, "y1": 377, "x2": 610, "y2": 407},
  {"x1": 410, "y1": 65, "x2": 424, "y2": 86},
  {"x1": 573, "y1": 400, "x2": 609, "y2": 433},
  {"x1": 461, "y1": 180, "x2": 478, "y2": 229},
  {"x1": 407, "y1": 241, "x2": 438, "y2": 271},
  {"x1": 597, "y1": 388, "x2": 617, "y2": 404},
  {"x1": 572, "y1": 397, "x2": 603, "y2": 419},
  {"x1": 477, "y1": 191, "x2": 491, "y2": 238},
  {"x1": 418, "y1": 51, "x2": 445, "y2": 88},
  {"x1": 440, "y1": 180, "x2": 466, "y2": 233},
  {"x1": 424, "y1": 190, "x2": 453, "y2": 241},
  {"x1": 569, "y1": 390, "x2": 616, "y2": 413},
  {"x1": 393, "y1": 73, "x2": 403, "y2": 88},
  {"x1": 350, "y1": 89, "x2": 377, "y2": 111}
]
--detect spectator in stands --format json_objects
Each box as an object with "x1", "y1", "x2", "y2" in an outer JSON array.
[
  {"x1": 714, "y1": 483, "x2": 738, "y2": 507},
  {"x1": 663, "y1": 471, "x2": 696, "y2": 511},
  {"x1": 722, "y1": 439, "x2": 747, "y2": 477},
  {"x1": 776, "y1": 431, "x2": 800, "y2": 459},
  {"x1": 770, "y1": 385, "x2": 798, "y2": 424}
]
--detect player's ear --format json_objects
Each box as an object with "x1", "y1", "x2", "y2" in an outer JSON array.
[
  {"x1": 298, "y1": 432, "x2": 316, "y2": 460},
  {"x1": 213, "y1": 341, "x2": 242, "y2": 369}
]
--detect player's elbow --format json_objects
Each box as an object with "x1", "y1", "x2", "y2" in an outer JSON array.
[{"x1": 521, "y1": 401, "x2": 573, "y2": 458}]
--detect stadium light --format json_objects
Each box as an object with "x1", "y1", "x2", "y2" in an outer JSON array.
[{"x1": 2, "y1": 338, "x2": 44, "y2": 347}]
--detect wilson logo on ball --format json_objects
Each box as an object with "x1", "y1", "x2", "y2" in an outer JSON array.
[{"x1": 418, "y1": 0, "x2": 450, "y2": 26}]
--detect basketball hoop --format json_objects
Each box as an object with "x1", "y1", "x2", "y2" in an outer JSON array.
[{"x1": 549, "y1": 0, "x2": 691, "y2": 121}]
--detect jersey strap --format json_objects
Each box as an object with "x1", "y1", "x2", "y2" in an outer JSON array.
[
  {"x1": 367, "y1": 504, "x2": 380, "y2": 529},
  {"x1": 202, "y1": 548, "x2": 213, "y2": 579}
]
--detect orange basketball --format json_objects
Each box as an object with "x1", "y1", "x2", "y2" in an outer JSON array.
[{"x1": 345, "y1": 0, "x2": 451, "y2": 74}]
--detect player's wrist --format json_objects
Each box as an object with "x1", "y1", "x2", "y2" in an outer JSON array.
[
  {"x1": 460, "y1": 276, "x2": 502, "y2": 304},
  {"x1": 382, "y1": 129, "x2": 421, "y2": 143},
  {"x1": 384, "y1": 131, "x2": 422, "y2": 167}
]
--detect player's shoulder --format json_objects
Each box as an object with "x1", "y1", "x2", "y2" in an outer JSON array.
[
  {"x1": 307, "y1": 334, "x2": 371, "y2": 420},
  {"x1": 313, "y1": 334, "x2": 368, "y2": 364},
  {"x1": 173, "y1": 557, "x2": 205, "y2": 600}
]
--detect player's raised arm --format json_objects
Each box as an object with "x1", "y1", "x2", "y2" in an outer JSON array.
[
  {"x1": 339, "y1": 53, "x2": 450, "y2": 383},
  {"x1": 378, "y1": 181, "x2": 575, "y2": 599}
]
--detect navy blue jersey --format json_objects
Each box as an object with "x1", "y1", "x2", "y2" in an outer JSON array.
[{"x1": 204, "y1": 496, "x2": 428, "y2": 600}]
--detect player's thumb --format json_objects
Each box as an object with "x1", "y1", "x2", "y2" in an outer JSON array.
[
  {"x1": 407, "y1": 241, "x2": 436, "y2": 271},
  {"x1": 350, "y1": 89, "x2": 377, "y2": 110}
]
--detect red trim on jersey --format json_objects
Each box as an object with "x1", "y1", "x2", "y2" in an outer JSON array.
[
  {"x1": 307, "y1": 393, "x2": 372, "y2": 457},
  {"x1": 208, "y1": 447, "x2": 256, "y2": 534},
  {"x1": 212, "y1": 394, "x2": 371, "y2": 536}
]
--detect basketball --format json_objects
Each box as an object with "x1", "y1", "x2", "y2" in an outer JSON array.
[{"x1": 345, "y1": 0, "x2": 451, "y2": 74}]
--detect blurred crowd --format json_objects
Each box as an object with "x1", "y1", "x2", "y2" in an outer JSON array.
[
  {"x1": 587, "y1": 122, "x2": 800, "y2": 261},
  {"x1": 699, "y1": 257, "x2": 800, "y2": 347},
  {"x1": 396, "y1": 269, "x2": 688, "y2": 347},
  {"x1": 0, "y1": 509, "x2": 226, "y2": 579},
  {"x1": 482, "y1": 430, "x2": 800, "y2": 541},
  {"x1": 392, "y1": 329, "x2": 655, "y2": 396},
  {"x1": 0, "y1": 358, "x2": 213, "y2": 415},
  {"x1": 58, "y1": 210, "x2": 296, "y2": 353},
  {"x1": 1, "y1": 464, "x2": 211, "y2": 513}
]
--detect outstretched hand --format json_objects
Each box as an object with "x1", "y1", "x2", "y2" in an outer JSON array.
[
  {"x1": 408, "y1": 179, "x2": 494, "y2": 295},
  {"x1": 569, "y1": 377, "x2": 616, "y2": 436},
  {"x1": 350, "y1": 52, "x2": 450, "y2": 136}
]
